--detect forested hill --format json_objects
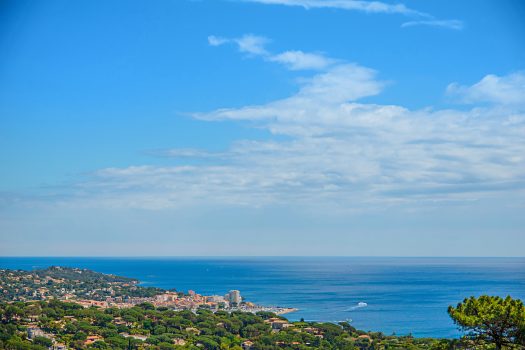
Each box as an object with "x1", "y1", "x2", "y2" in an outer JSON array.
[
  {"x1": 0, "y1": 267, "x2": 164, "y2": 302},
  {"x1": 32, "y1": 266, "x2": 137, "y2": 284},
  {"x1": 28, "y1": 266, "x2": 137, "y2": 284}
]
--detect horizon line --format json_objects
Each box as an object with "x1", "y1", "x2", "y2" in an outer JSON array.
[{"x1": 1, "y1": 255, "x2": 524, "y2": 259}]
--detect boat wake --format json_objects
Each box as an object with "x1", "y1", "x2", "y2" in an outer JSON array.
[{"x1": 346, "y1": 302, "x2": 368, "y2": 311}]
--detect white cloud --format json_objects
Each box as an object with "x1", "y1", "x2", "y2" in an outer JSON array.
[
  {"x1": 242, "y1": 0, "x2": 425, "y2": 16},
  {"x1": 234, "y1": 34, "x2": 270, "y2": 55},
  {"x1": 54, "y1": 63, "x2": 525, "y2": 211},
  {"x1": 401, "y1": 19, "x2": 464, "y2": 30},
  {"x1": 156, "y1": 148, "x2": 221, "y2": 158},
  {"x1": 18, "y1": 40, "x2": 525, "y2": 211},
  {"x1": 207, "y1": 35, "x2": 228, "y2": 46},
  {"x1": 194, "y1": 63, "x2": 385, "y2": 123},
  {"x1": 269, "y1": 50, "x2": 337, "y2": 70},
  {"x1": 208, "y1": 34, "x2": 334, "y2": 71},
  {"x1": 243, "y1": 0, "x2": 463, "y2": 30},
  {"x1": 208, "y1": 34, "x2": 270, "y2": 56},
  {"x1": 447, "y1": 72, "x2": 525, "y2": 107}
]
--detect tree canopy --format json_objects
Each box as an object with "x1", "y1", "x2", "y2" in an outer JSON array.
[{"x1": 448, "y1": 295, "x2": 525, "y2": 349}]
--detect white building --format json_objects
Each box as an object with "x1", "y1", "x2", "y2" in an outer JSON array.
[
  {"x1": 225, "y1": 290, "x2": 241, "y2": 305},
  {"x1": 27, "y1": 327, "x2": 45, "y2": 340}
]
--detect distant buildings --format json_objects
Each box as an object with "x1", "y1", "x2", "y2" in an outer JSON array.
[
  {"x1": 57, "y1": 287, "x2": 296, "y2": 316},
  {"x1": 155, "y1": 291, "x2": 178, "y2": 303},
  {"x1": 27, "y1": 327, "x2": 45, "y2": 340},
  {"x1": 265, "y1": 317, "x2": 293, "y2": 330},
  {"x1": 242, "y1": 340, "x2": 254, "y2": 349},
  {"x1": 84, "y1": 335, "x2": 103, "y2": 346},
  {"x1": 225, "y1": 290, "x2": 242, "y2": 305},
  {"x1": 206, "y1": 295, "x2": 225, "y2": 303},
  {"x1": 28, "y1": 327, "x2": 69, "y2": 349},
  {"x1": 120, "y1": 333, "x2": 148, "y2": 341}
]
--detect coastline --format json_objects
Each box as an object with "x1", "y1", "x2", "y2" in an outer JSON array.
[
  {"x1": 1, "y1": 257, "x2": 524, "y2": 338},
  {"x1": 275, "y1": 307, "x2": 299, "y2": 315}
]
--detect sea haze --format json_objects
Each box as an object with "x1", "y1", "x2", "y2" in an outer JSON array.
[{"x1": 1, "y1": 257, "x2": 524, "y2": 338}]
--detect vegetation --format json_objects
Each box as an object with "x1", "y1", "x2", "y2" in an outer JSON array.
[
  {"x1": 1, "y1": 267, "x2": 524, "y2": 349},
  {"x1": 0, "y1": 267, "x2": 165, "y2": 302},
  {"x1": 448, "y1": 295, "x2": 525, "y2": 350},
  {"x1": 1, "y1": 299, "x2": 460, "y2": 350}
]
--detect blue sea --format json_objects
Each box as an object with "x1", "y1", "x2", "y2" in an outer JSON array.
[{"x1": 1, "y1": 257, "x2": 524, "y2": 338}]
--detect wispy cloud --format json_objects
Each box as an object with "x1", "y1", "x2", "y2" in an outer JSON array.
[
  {"x1": 447, "y1": 71, "x2": 525, "y2": 106},
  {"x1": 208, "y1": 34, "x2": 269, "y2": 55},
  {"x1": 401, "y1": 19, "x2": 464, "y2": 30},
  {"x1": 194, "y1": 63, "x2": 386, "y2": 123},
  {"x1": 208, "y1": 34, "x2": 336, "y2": 71},
  {"x1": 269, "y1": 50, "x2": 337, "y2": 70},
  {"x1": 243, "y1": 0, "x2": 463, "y2": 30},
  {"x1": 207, "y1": 35, "x2": 228, "y2": 47},
  {"x1": 241, "y1": 0, "x2": 426, "y2": 16}
]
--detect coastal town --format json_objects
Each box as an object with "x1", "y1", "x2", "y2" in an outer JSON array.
[
  {"x1": 69, "y1": 289, "x2": 296, "y2": 316},
  {"x1": 0, "y1": 267, "x2": 296, "y2": 315},
  {"x1": 1, "y1": 267, "x2": 521, "y2": 349}
]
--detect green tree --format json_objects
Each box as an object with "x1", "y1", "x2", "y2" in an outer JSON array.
[
  {"x1": 33, "y1": 336, "x2": 53, "y2": 347},
  {"x1": 73, "y1": 331, "x2": 88, "y2": 341},
  {"x1": 448, "y1": 295, "x2": 525, "y2": 349}
]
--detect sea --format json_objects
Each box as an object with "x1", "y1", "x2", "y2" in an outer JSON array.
[{"x1": 1, "y1": 257, "x2": 524, "y2": 339}]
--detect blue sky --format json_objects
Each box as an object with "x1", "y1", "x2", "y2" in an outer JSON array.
[{"x1": 1, "y1": 0, "x2": 524, "y2": 256}]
